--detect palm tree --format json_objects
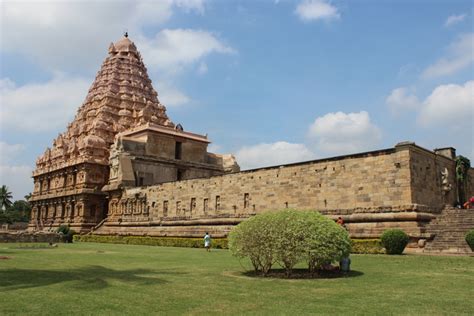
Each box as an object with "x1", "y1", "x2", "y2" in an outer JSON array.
[
  {"x1": 0, "y1": 185, "x2": 13, "y2": 212},
  {"x1": 24, "y1": 192, "x2": 32, "y2": 201}
]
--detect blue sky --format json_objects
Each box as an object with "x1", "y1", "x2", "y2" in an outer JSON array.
[{"x1": 1, "y1": 0, "x2": 473, "y2": 200}]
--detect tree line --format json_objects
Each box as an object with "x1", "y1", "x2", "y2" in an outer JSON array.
[{"x1": 0, "y1": 185, "x2": 31, "y2": 224}]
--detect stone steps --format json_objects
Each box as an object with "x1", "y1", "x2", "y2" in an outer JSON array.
[{"x1": 423, "y1": 208, "x2": 473, "y2": 254}]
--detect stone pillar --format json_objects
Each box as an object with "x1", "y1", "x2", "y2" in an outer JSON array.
[
  {"x1": 75, "y1": 201, "x2": 85, "y2": 222},
  {"x1": 56, "y1": 204, "x2": 64, "y2": 222}
]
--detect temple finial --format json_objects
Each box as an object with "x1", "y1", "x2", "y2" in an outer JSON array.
[{"x1": 124, "y1": 31, "x2": 128, "y2": 38}]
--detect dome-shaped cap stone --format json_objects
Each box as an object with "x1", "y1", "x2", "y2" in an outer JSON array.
[{"x1": 113, "y1": 35, "x2": 137, "y2": 54}]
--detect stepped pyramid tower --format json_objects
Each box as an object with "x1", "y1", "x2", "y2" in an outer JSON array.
[{"x1": 29, "y1": 34, "x2": 238, "y2": 232}]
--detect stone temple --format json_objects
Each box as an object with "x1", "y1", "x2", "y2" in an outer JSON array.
[
  {"x1": 29, "y1": 35, "x2": 474, "y2": 252},
  {"x1": 29, "y1": 34, "x2": 239, "y2": 232}
]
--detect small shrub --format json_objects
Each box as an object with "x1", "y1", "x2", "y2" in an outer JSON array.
[
  {"x1": 381, "y1": 229, "x2": 409, "y2": 254},
  {"x1": 351, "y1": 239, "x2": 384, "y2": 254},
  {"x1": 465, "y1": 230, "x2": 474, "y2": 251}
]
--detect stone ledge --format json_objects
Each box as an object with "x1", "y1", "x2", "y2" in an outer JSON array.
[{"x1": 329, "y1": 212, "x2": 436, "y2": 223}]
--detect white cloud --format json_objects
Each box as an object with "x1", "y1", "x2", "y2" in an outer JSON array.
[
  {"x1": 235, "y1": 142, "x2": 315, "y2": 170},
  {"x1": 0, "y1": 78, "x2": 15, "y2": 91},
  {"x1": 0, "y1": 142, "x2": 25, "y2": 165},
  {"x1": 386, "y1": 87, "x2": 420, "y2": 114},
  {"x1": 0, "y1": 75, "x2": 90, "y2": 132},
  {"x1": 156, "y1": 81, "x2": 191, "y2": 107},
  {"x1": 174, "y1": 0, "x2": 206, "y2": 13},
  {"x1": 418, "y1": 80, "x2": 474, "y2": 127},
  {"x1": 445, "y1": 14, "x2": 467, "y2": 27},
  {"x1": 0, "y1": 142, "x2": 33, "y2": 200},
  {"x1": 421, "y1": 33, "x2": 474, "y2": 79},
  {"x1": 0, "y1": 165, "x2": 33, "y2": 201},
  {"x1": 0, "y1": 1, "x2": 209, "y2": 72},
  {"x1": 295, "y1": 0, "x2": 340, "y2": 22},
  {"x1": 308, "y1": 111, "x2": 382, "y2": 155},
  {"x1": 1, "y1": 1, "x2": 231, "y2": 114},
  {"x1": 137, "y1": 29, "x2": 235, "y2": 74},
  {"x1": 234, "y1": 111, "x2": 383, "y2": 169}
]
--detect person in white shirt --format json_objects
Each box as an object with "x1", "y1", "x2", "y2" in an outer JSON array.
[{"x1": 204, "y1": 232, "x2": 211, "y2": 252}]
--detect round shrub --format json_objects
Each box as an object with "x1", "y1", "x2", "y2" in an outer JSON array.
[
  {"x1": 466, "y1": 230, "x2": 474, "y2": 251},
  {"x1": 381, "y1": 229, "x2": 409, "y2": 254},
  {"x1": 228, "y1": 209, "x2": 351, "y2": 276}
]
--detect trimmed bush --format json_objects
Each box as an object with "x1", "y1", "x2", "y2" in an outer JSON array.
[
  {"x1": 228, "y1": 209, "x2": 351, "y2": 276},
  {"x1": 73, "y1": 234, "x2": 228, "y2": 249},
  {"x1": 380, "y1": 229, "x2": 409, "y2": 254},
  {"x1": 466, "y1": 230, "x2": 474, "y2": 251},
  {"x1": 351, "y1": 239, "x2": 385, "y2": 254}
]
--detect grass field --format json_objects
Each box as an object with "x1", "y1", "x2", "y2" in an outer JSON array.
[{"x1": 1, "y1": 242, "x2": 473, "y2": 315}]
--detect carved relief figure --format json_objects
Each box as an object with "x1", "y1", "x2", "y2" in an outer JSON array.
[{"x1": 441, "y1": 168, "x2": 452, "y2": 194}]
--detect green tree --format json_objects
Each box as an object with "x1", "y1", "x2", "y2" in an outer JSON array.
[
  {"x1": 455, "y1": 156, "x2": 471, "y2": 204},
  {"x1": 10, "y1": 200, "x2": 32, "y2": 221},
  {"x1": 0, "y1": 199, "x2": 32, "y2": 224},
  {"x1": 0, "y1": 185, "x2": 13, "y2": 212}
]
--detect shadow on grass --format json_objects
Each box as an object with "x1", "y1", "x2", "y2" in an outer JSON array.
[
  {"x1": 242, "y1": 268, "x2": 364, "y2": 279},
  {"x1": 0, "y1": 265, "x2": 185, "y2": 291}
]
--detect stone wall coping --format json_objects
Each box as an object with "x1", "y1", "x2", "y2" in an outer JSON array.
[
  {"x1": 396, "y1": 142, "x2": 473, "y2": 169},
  {"x1": 121, "y1": 123, "x2": 210, "y2": 144},
  {"x1": 328, "y1": 211, "x2": 436, "y2": 222}
]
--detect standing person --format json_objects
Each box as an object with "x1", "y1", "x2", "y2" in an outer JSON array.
[
  {"x1": 204, "y1": 232, "x2": 211, "y2": 252},
  {"x1": 336, "y1": 217, "x2": 347, "y2": 230},
  {"x1": 336, "y1": 217, "x2": 344, "y2": 226}
]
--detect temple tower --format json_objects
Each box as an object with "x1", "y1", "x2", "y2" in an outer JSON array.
[{"x1": 29, "y1": 34, "x2": 176, "y2": 232}]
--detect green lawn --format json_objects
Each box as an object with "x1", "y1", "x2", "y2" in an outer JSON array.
[{"x1": 0, "y1": 242, "x2": 473, "y2": 315}]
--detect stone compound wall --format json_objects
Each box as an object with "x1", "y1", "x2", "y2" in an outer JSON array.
[
  {"x1": 96, "y1": 143, "x2": 472, "y2": 242},
  {"x1": 145, "y1": 147, "x2": 411, "y2": 218},
  {"x1": 0, "y1": 232, "x2": 60, "y2": 243}
]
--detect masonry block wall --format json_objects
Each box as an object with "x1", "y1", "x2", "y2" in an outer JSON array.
[
  {"x1": 98, "y1": 143, "x2": 472, "y2": 239},
  {"x1": 144, "y1": 148, "x2": 412, "y2": 219}
]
